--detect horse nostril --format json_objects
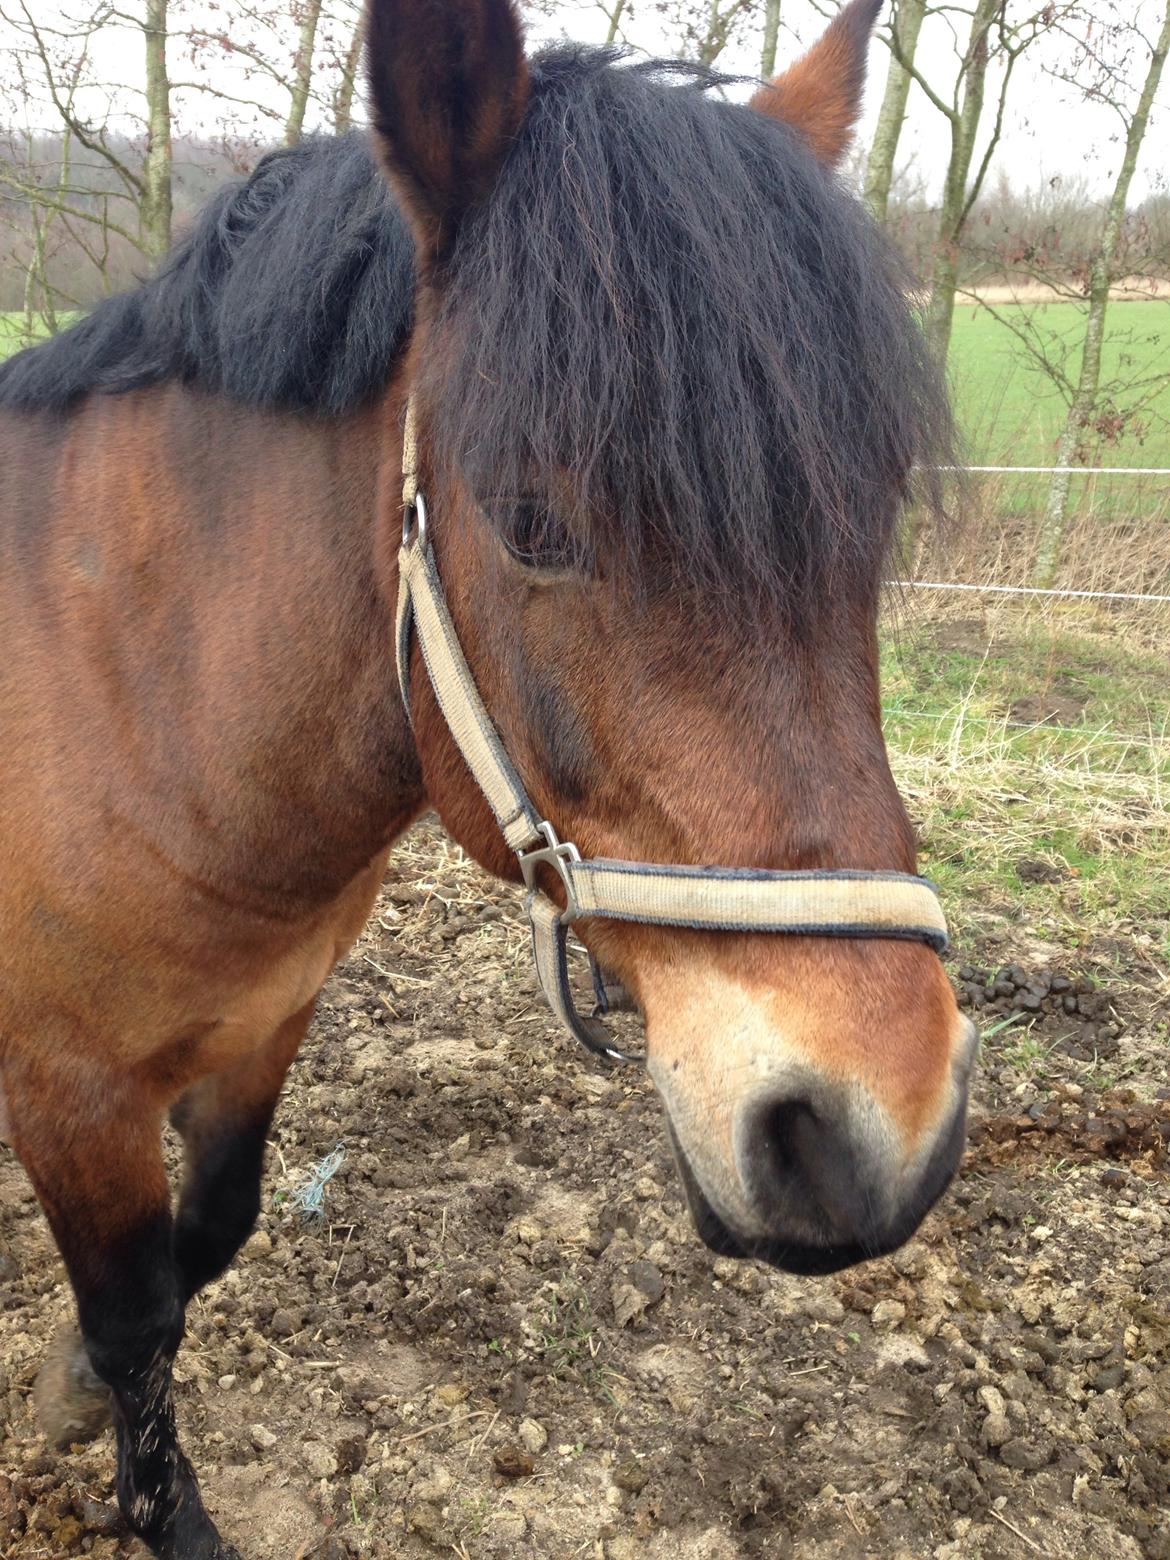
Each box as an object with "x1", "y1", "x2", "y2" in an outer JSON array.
[
  {"x1": 738, "y1": 1095, "x2": 871, "y2": 1245},
  {"x1": 756, "y1": 1099, "x2": 809, "y2": 1185}
]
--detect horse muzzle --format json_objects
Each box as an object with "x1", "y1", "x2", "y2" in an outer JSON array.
[{"x1": 657, "y1": 1013, "x2": 979, "y2": 1275}]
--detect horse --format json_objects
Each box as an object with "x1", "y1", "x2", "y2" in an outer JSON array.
[{"x1": 0, "y1": 0, "x2": 977, "y2": 1554}]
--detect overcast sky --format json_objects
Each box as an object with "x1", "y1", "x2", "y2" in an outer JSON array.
[{"x1": 2, "y1": 1, "x2": 1168, "y2": 205}]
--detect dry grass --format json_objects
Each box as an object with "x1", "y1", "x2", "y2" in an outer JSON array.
[
  {"x1": 882, "y1": 606, "x2": 1170, "y2": 979},
  {"x1": 966, "y1": 278, "x2": 1170, "y2": 305},
  {"x1": 892, "y1": 705, "x2": 1169, "y2": 951},
  {"x1": 914, "y1": 476, "x2": 1170, "y2": 607}
]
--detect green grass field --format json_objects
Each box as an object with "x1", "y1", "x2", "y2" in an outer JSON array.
[
  {"x1": 949, "y1": 299, "x2": 1170, "y2": 469},
  {"x1": 0, "y1": 312, "x2": 28, "y2": 355},
  {"x1": 947, "y1": 299, "x2": 1170, "y2": 528},
  {"x1": 880, "y1": 617, "x2": 1170, "y2": 965}
]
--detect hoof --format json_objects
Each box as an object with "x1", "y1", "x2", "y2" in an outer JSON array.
[
  {"x1": 157, "y1": 1538, "x2": 243, "y2": 1560},
  {"x1": 34, "y1": 1327, "x2": 112, "y2": 1449},
  {"x1": 157, "y1": 1498, "x2": 244, "y2": 1560},
  {"x1": 176, "y1": 1537, "x2": 242, "y2": 1560}
]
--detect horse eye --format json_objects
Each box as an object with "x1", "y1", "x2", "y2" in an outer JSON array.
[{"x1": 496, "y1": 497, "x2": 585, "y2": 573}]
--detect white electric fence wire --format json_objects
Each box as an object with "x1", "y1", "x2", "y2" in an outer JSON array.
[
  {"x1": 884, "y1": 707, "x2": 1168, "y2": 752},
  {"x1": 886, "y1": 466, "x2": 1170, "y2": 757},
  {"x1": 898, "y1": 464, "x2": 1170, "y2": 602},
  {"x1": 893, "y1": 581, "x2": 1170, "y2": 604},
  {"x1": 939, "y1": 465, "x2": 1170, "y2": 476}
]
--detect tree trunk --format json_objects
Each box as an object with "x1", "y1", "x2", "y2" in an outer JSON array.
[
  {"x1": 925, "y1": 242, "x2": 961, "y2": 364},
  {"x1": 140, "y1": 0, "x2": 172, "y2": 259},
  {"x1": 863, "y1": 0, "x2": 926, "y2": 222},
  {"x1": 333, "y1": 14, "x2": 365, "y2": 134},
  {"x1": 760, "y1": 0, "x2": 781, "y2": 78},
  {"x1": 21, "y1": 128, "x2": 60, "y2": 340},
  {"x1": 1033, "y1": 0, "x2": 1170, "y2": 588},
  {"x1": 286, "y1": 0, "x2": 325, "y2": 146},
  {"x1": 923, "y1": 0, "x2": 997, "y2": 363},
  {"x1": 699, "y1": 0, "x2": 722, "y2": 65},
  {"x1": 22, "y1": 214, "x2": 49, "y2": 344}
]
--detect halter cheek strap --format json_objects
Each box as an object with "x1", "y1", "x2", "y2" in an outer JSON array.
[{"x1": 395, "y1": 400, "x2": 948, "y2": 1065}]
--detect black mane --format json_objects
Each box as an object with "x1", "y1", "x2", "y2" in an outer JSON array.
[
  {"x1": 0, "y1": 133, "x2": 414, "y2": 417},
  {"x1": 0, "y1": 47, "x2": 950, "y2": 609}
]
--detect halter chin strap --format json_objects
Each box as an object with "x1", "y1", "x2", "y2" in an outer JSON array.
[{"x1": 395, "y1": 400, "x2": 948, "y2": 1065}]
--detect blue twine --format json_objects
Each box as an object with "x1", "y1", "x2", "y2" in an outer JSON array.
[{"x1": 287, "y1": 1142, "x2": 346, "y2": 1225}]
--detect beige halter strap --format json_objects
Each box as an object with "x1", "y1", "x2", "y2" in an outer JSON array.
[{"x1": 395, "y1": 399, "x2": 948, "y2": 1064}]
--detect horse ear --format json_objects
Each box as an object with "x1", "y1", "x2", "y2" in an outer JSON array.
[
  {"x1": 364, "y1": 0, "x2": 529, "y2": 261},
  {"x1": 749, "y1": 0, "x2": 882, "y2": 169}
]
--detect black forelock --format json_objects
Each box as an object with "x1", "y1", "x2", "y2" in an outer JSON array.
[
  {"x1": 430, "y1": 47, "x2": 952, "y2": 614},
  {"x1": 0, "y1": 133, "x2": 415, "y2": 418},
  {"x1": 0, "y1": 46, "x2": 950, "y2": 611}
]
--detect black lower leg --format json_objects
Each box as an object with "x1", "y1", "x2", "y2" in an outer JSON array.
[
  {"x1": 172, "y1": 1117, "x2": 269, "y2": 1303},
  {"x1": 10, "y1": 1060, "x2": 237, "y2": 1560},
  {"x1": 76, "y1": 1213, "x2": 233, "y2": 1560}
]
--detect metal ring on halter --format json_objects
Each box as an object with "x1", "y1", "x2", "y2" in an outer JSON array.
[
  {"x1": 403, "y1": 490, "x2": 428, "y2": 549},
  {"x1": 517, "y1": 820, "x2": 582, "y2": 919}
]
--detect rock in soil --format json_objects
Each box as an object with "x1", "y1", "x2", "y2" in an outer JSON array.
[{"x1": 31, "y1": 1328, "x2": 111, "y2": 1450}]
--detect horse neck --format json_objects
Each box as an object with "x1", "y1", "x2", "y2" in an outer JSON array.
[{"x1": 6, "y1": 382, "x2": 422, "y2": 913}]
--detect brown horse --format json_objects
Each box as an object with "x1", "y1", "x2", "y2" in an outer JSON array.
[{"x1": 0, "y1": 0, "x2": 976, "y2": 1554}]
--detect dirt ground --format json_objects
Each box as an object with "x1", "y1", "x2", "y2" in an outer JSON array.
[{"x1": 1, "y1": 819, "x2": 1168, "y2": 1560}]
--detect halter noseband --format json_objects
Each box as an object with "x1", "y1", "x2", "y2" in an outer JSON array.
[{"x1": 394, "y1": 400, "x2": 947, "y2": 1065}]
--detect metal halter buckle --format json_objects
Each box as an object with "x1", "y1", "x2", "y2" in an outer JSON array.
[
  {"x1": 517, "y1": 821, "x2": 582, "y2": 919},
  {"x1": 403, "y1": 490, "x2": 428, "y2": 549}
]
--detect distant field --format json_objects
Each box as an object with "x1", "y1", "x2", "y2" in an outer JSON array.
[
  {"x1": 0, "y1": 312, "x2": 74, "y2": 359},
  {"x1": 949, "y1": 299, "x2": 1170, "y2": 469},
  {"x1": 0, "y1": 312, "x2": 30, "y2": 356}
]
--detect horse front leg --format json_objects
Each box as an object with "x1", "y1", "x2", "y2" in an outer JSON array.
[
  {"x1": 171, "y1": 998, "x2": 317, "y2": 1302},
  {"x1": 7, "y1": 1056, "x2": 238, "y2": 1560}
]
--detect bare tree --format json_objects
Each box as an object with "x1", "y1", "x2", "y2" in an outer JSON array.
[
  {"x1": 603, "y1": 0, "x2": 757, "y2": 66},
  {"x1": 2, "y1": 2, "x2": 174, "y2": 256},
  {"x1": 926, "y1": 0, "x2": 1000, "y2": 356},
  {"x1": 1032, "y1": 0, "x2": 1170, "y2": 585},
  {"x1": 177, "y1": 0, "x2": 353, "y2": 150},
  {"x1": 0, "y1": 0, "x2": 377, "y2": 320},
  {"x1": 0, "y1": 0, "x2": 176, "y2": 321},
  {"x1": 863, "y1": 0, "x2": 925, "y2": 221},
  {"x1": 0, "y1": 0, "x2": 370, "y2": 322},
  {"x1": 285, "y1": 0, "x2": 325, "y2": 145},
  {"x1": 698, "y1": 0, "x2": 760, "y2": 65},
  {"x1": 760, "y1": 0, "x2": 781, "y2": 75},
  {"x1": 141, "y1": 0, "x2": 172, "y2": 256},
  {"x1": 890, "y1": 1, "x2": 1071, "y2": 360},
  {"x1": 328, "y1": 2, "x2": 366, "y2": 133}
]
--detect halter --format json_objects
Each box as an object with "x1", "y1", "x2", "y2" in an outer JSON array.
[{"x1": 395, "y1": 400, "x2": 948, "y2": 1065}]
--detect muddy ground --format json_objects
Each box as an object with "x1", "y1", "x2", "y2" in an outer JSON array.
[{"x1": 1, "y1": 819, "x2": 1168, "y2": 1560}]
